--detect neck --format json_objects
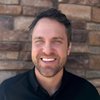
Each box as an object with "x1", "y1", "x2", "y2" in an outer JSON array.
[{"x1": 35, "y1": 68, "x2": 63, "y2": 96}]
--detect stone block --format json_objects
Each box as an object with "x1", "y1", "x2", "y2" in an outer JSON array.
[
  {"x1": 21, "y1": 0, "x2": 53, "y2": 7},
  {"x1": 86, "y1": 70, "x2": 100, "y2": 78},
  {"x1": 19, "y1": 51, "x2": 31, "y2": 61},
  {"x1": 92, "y1": 7, "x2": 100, "y2": 22},
  {"x1": 0, "y1": 5, "x2": 21, "y2": 15},
  {"x1": 71, "y1": 43, "x2": 89, "y2": 53},
  {"x1": 0, "y1": 42, "x2": 21, "y2": 51},
  {"x1": 14, "y1": 16, "x2": 33, "y2": 30},
  {"x1": 89, "y1": 31, "x2": 100, "y2": 46},
  {"x1": 59, "y1": 4, "x2": 91, "y2": 21},
  {"x1": 0, "y1": 0, "x2": 19, "y2": 4},
  {"x1": 72, "y1": 20, "x2": 86, "y2": 30},
  {"x1": 0, "y1": 51, "x2": 18, "y2": 60},
  {"x1": 59, "y1": 0, "x2": 100, "y2": 6},
  {"x1": 87, "y1": 23, "x2": 100, "y2": 31},
  {"x1": 89, "y1": 46, "x2": 100, "y2": 54},
  {"x1": 80, "y1": 0, "x2": 100, "y2": 6},
  {"x1": 67, "y1": 53, "x2": 89, "y2": 69},
  {"x1": 21, "y1": 42, "x2": 31, "y2": 52},
  {"x1": 72, "y1": 29, "x2": 88, "y2": 43},
  {"x1": 0, "y1": 60, "x2": 33, "y2": 70},
  {"x1": 89, "y1": 55, "x2": 100, "y2": 69},
  {"x1": 21, "y1": 0, "x2": 35, "y2": 6},
  {"x1": 23, "y1": 6, "x2": 48, "y2": 16},
  {"x1": 0, "y1": 30, "x2": 30, "y2": 41},
  {"x1": 0, "y1": 15, "x2": 13, "y2": 30}
]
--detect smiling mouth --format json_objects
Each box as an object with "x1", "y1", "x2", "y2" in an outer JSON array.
[{"x1": 41, "y1": 58, "x2": 56, "y2": 62}]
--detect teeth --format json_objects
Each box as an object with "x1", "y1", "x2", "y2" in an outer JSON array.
[{"x1": 42, "y1": 58, "x2": 55, "y2": 62}]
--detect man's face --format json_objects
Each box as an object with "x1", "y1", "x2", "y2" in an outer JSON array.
[{"x1": 31, "y1": 18, "x2": 71, "y2": 77}]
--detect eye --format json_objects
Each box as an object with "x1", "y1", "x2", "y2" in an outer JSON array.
[
  {"x1": 53, "y1": 40, "x2": 63, "y2": 44},
  {"x1": 34, "y1": 39, "x2": 44, "y2": 44}
]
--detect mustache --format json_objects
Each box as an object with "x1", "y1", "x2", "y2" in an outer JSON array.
[{"x1": 36, "y1": 52, "x2": 58, "y2": 58}]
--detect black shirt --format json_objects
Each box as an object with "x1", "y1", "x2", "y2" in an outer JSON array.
[{"x1": 0, "y1": 68, "x2": 99, "y2": 100}]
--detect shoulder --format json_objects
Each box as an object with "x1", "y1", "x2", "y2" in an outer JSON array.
[
  {"x1": 0, "y1": 70, "x2": 32, "y2": 100},
  {"x1": 0, "y1": 70, "x2": 30, "y2": 91},
  {"x1": 64, "y1": 70, "x2": 96, "y2": 89},
  {"x1": 64, "y1": 70, "x2": 100, "y2": 99}
]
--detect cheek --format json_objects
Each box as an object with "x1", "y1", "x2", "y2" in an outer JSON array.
[
  {"x1": 31, "y1": 45, "x2": 39, "y2": 58},
  {"x1": 58, "y1": 47, "x2": 68, "y2": 59},
  {"x1": 31, "y1": 44, "x2": 43, "y2": 59}
]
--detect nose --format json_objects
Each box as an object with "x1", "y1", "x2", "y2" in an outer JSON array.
[{"x1": 42, "y1": 43, "x2": 53, "y2": 55}]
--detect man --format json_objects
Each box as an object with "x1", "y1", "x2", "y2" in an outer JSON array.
[{"x1": 0, "y1": 8, "x2": 99, "y2": 100}]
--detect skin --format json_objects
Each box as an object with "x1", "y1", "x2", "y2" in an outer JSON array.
[{"x1": 31, "y1": 18, "x2": 71, "y2": 95}]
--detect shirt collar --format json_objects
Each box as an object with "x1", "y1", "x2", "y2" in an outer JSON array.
[
  {"x1": 28, "y1": 67, "x2": 39, "y2": 91},
  {"x1": 28, "y1": 67, "x2": 69, "y2": 92}
]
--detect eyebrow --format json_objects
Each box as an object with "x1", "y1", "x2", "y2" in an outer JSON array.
[
  {"x1": 33, "y1": 36, "x2": 64, "y2": 41},
  {"x1": 33, "y1": 37, "x2": 43, "y2": 40},
  {"x1": 52, "y1": 37, "x2": 64, "y2": 40}
]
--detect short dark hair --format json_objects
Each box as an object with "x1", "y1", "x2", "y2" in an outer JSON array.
[{"x1": 29, "y1": 8, "x2": 72, "y2": 46}]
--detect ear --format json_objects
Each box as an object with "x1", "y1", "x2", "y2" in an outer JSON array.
[{"x1": 67, "y1": 43, "x2": 71, "y2": 56}]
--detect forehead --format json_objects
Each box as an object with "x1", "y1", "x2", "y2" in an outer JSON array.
[{"x1": 32, "y1": 18, "x2": 67, "y2": 39}]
